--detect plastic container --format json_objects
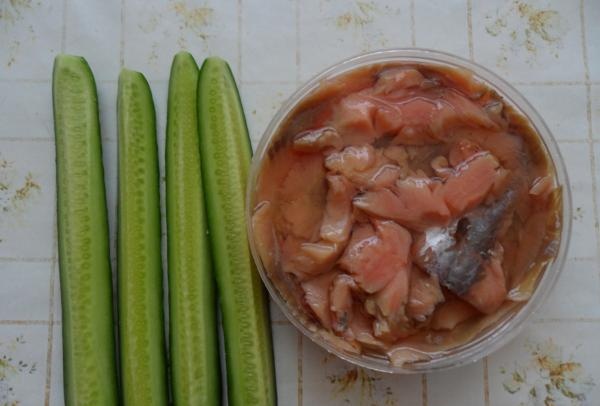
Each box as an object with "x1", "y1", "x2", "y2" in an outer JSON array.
[{"x1": 246, "y1": 48, "x2": 571, "y2": 373}]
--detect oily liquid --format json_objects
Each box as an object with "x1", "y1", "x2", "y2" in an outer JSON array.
[{"x1": 251, "y1": 62, "x2": 561, "y2": 365}]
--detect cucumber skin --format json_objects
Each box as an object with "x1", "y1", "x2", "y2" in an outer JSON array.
[
  {"x1": 117, "y1": 69, "x2": 168, "y2": 406},
  {"x1": 166, "y1": 52, "x2": 221, "y2": 406},
  {"x1": 53, "y1": 55, "x2": 119, "y2": 406},
  {"x1": 198, "y1": 57, "x2": 277, "y2": 406}
]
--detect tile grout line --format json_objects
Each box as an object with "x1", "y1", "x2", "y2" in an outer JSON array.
[
  {"x1": 533, "y1": 317, "x2": 600, "y2": 323},
  {"x1": 297, "y1": 333, "x2": 303, "y2": 406},
  {"x1": 120, "y1": 0, "x2": 125, "y2": 68},
  {"x1": 43, "y1": 206, "x2": 59, "y2": 405},
  {"x1": 295, "y1": 0, "x2": 301, "y2": 84},
  {"x1": 60, "y1": 0, "x2": 67, "y2": 53},
  {"x1": 410, "y1": 0, "x2": 416, "y2": 47},
  {"x1": 579, "y1": 0, "x2": 600, "y2": 298},
  {"x1": 483, "y1": 357, "x2": 490, "y2": 406},
  {"x1": 0, "y1": 256, "x2": 55, "y2": 263},
  {"x1": 421, "y1": 374, "x2": 428, "y2": 406},
  {"x1": 237, "y1": 0, "x2": 243, "y2": 80},
  {"x1": 0, "y1": 320, "x2": 59, "y2": 325},
  {"x1": 466, "y1": 0, "x2": 473, "y2": 61}
]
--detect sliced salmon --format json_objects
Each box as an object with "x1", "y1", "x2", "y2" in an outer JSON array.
[
  {"x1": 338, "y1": 221, "x2": 412, "y2": 293},
  {"x1": 353, "y1": 178, "x2": 450, "y2": 231},
  {"x1": 280, "y1": 237, "x2": 340, "y2": 280},
  {"x1": 406, "y1": 267, "x2": 445, "y2": 321},
  {"x1": 529, "y1": 175, "x2": 554, "y2": 200},
  {"x1": 251, "y1": 201, "x2": 278, "y2": 274},
  {"x1": 373, "y1": 67, "x2": 425, "y2": 95},
  {"x1": 293, "y1": 127, "x2": 343, "y2": 152},
  {"x1": 320, "y1": 174, "x2": 356, "y2": 244},
  {"x1": 277, "y1": 153, "x2": 326, "y2": 239},
  {"x1": 448, "y1": 139, "x2": 482, "y2": 167},
  {"x1": 325, "y1": 145, "x2": 402, "y2": 189},
  {"x1": 430, "y1": 90, "x2": 498, "y2": 137},
  {"x1": 301, "y1": 271, "x2": 339, "y2": 329},
  {"x1": 332, "y1": 93, "x2": 377, "y2": 141},
  {"x1": 374, "y1": 263, "x2": 411, "y2": 323},
  {"x1": 348, "y1": 306, "x2": 386, "y2": 349},
  {"x1": 462, "y1": 257, "x2": 507, "y2": 314},
  {"x1": 330, "y1": 273, "x2": 357, "y2": 333},
  {"x1": 430, "y1": 298, "x2": 480, "y2": 330},
  {"x1": 442, "y1": 152, "x2": 500, "y2": 215}
]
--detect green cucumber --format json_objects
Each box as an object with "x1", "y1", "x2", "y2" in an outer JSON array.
[
  {"x1": 166, "y1": 51, "x2": 221, "y2": 405},
  {"x1": 117, "y1": 69, "x2": 168, "y2": 406},
  {"x1": 53, "y1": 55, "x2": 119, "y2": 406},
  {"x1": 198, "y1": 57, "x2": 276, "y2": 406}
]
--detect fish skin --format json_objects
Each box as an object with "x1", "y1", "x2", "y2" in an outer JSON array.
[{"x1": 416, "y1": 189, "x2": 516, "y2": 295}]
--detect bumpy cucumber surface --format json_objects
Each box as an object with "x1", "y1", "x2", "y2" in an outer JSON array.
[
  {"x1": 53, "y1": 55, "x2": 119, "y2": 406},
  {"x1": 166, "y1": 51, "x2": 221, "y2": 406},
  {"x1": 117, "y1": 69, "x2": 168, "y2": 406},
  {"x1": 198, "y1": 57, "x2": 276, "y2": 406}
]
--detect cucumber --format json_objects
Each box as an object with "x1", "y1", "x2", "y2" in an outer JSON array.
[
  {"x1": 53, "y1": 55, "x2": 119, "y2": 406},
  {"x1": 166, "y1": 51, "x2": 221, "y2": 405},
  {"x1": 117, "y1": 69, "x2": 168, "y2": 406},
  {"x1": 198, "y1": 57, "x2": 276, "y2": 406}
]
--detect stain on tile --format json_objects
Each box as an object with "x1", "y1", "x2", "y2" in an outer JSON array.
[
  {"x1": 484, "y1": 1, "x2": 565, "y2": 69},
  {"x1": 0, "y1": 156, "x2": 40, "y2": 217},
  {"x1": 324, "y1": 366, "x2": 397, "y2": 405},
  {"x1": 330, "y1": 0, "x2": 400, "y2": 50},
  {"x1": 0, "y1": 334, "x2": 38, "y2": 406},
  {"x1": 0, "y1": 0, "x2": 35, "y2": 26},
  {"x1": 171, "y1": 1, "x2": 213, "y2": 39},
  {"x1": 499, "y1": 338, "x2": 595, "y2": 405}
]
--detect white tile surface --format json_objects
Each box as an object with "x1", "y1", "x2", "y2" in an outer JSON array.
[
  {"x1": 471, "y1": 0, "x2": 585, "y2": 82},
  {"x1": 272, "y1": 324, "x2": 299, "y2": 403},
  {"x1": 49, "y1": 325, "x2": 63, "y2": 406},
  {"x1": 0, "y1": 1, "x2": 62, "y2": 80},
  {"x1": 241, "y1": 0, "x2": 297, "y2": 83},
  {"x1": 298, "y1": 0, "x2": 412, "y2": 82},
  {"x1": 0, "y1": 261, "x2": 52, "y2": 321},
  {"x1": 302, "y1": 339, "x2": 422, "y2": 405},
  {"x1": 427, "y1": 359, "x2": 485, "y2": 406},
  {"x1": 239, "y1": 82, "x2": 297, "y2": 147},
  {"x1": 0, "y1": 325, "x2": 49, "y2": 406},
  {"x1": 488, "y1": 321, "x2": 600, "y2": 406},
  {"x1": 0, "y1": 82, "x2": 53, "y2": 140},
  {"x1": 414, "y1": 0, "x2": 470, "y2": 59},
  {"x1": 0, "y1": 140, "x2": 56, "y2": 259},
  {"x1": 516, "y1": 84, "x2": 588, "y2": 141},
  {"x1": 536, "y1": 258, "x2": 600, "y2": 320},
  {"x1": 558, "y1": 142, "x2": 597, "y2": 260},
  {"x1": 123, "y1": 0, "x2": 239, "y2": 81},
  {"x1": 65, "y1": 0, "x2": 122, "y2": 82}
]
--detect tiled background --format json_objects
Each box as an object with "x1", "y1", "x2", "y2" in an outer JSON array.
[{"x1": 0, "y1": 0, "x2": 599, "y2": 405}]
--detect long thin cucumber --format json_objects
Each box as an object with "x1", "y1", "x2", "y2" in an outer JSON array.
[
  {"x1": 166, "y1": 51, "x2": 221, "y2": 405},
  {"x1": 53, "y1": 55, "x2": 119, "y2": 406},
  {"x1": 117, "y1": 69, "x2": 168, "y2": 406},
  {"x1": 198, "y1": 57, "x2": 276, "y2": 406}
]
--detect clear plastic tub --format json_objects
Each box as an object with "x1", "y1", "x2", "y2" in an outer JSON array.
[{"x1": 246, "y1": 48, "x2": 571, "y2": 373}]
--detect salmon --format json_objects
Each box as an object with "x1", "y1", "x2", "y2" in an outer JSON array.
[
  {"x1": 320, "y1": 174, "x2": 356, "y2": 244},
  {"x1": 339, "y1": 221, "x2": 412, "y2": 293},
  {"x1": 280, "y1": 237, "x2": 340, "y2": 280},
  {"x1": 353, "y1": 178, "x2": 450, "y2": 231},
  {"x1": 430, "y1": 90, "x2": 499, "y2": 136},
  {"x1": 277, "y1": 153, "x2": 326, "y2": 239},
  {"x1": 430, "y1": 298, "x2": 479, "y2": 330},
  {"x1": 529, "y1": 175, "x2": 554, "y2": 200},
  {"x1": 251, "y1": 201, "x2": 278, "y2": 274},
  {"x1": 332, "y1": 93, "x2": 377, "y2": 141},
  {"x1": 406, "y1": 267, "x2": 445, "y2": 321},
  {"x1": 373, "y1": 67, "x2": 425, "y2": 95},
  {"x1": 348, "y1": 306, "x2": 386, "y2": 349},
  {"x1": 301, "y1": 271, "x2": 339, "y2": 329},
  {"x1": 330, "y1": 273, "x2": 357, "y2": 333},
  {"x1": 462, "y1": 257, "x2": 507, "y2": 314},
  {"x1": 293, "y1": 127, "x2": 343, "y2": 152},
  {"x1": 442, "y1": 152, "x2": 500, "y2": 215},
  {"x1": 374, "y1": 263, "x2": 411, "y2": 323},
  {"x1": 448, "y1": 139, "x2": 482, "y2": 167},
  {"x1": 414, "y1": 189, "x2": 516, "y2": 295},
  {"x1": 325, "y1": 145, "x2": 402, "y2": 189}
]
